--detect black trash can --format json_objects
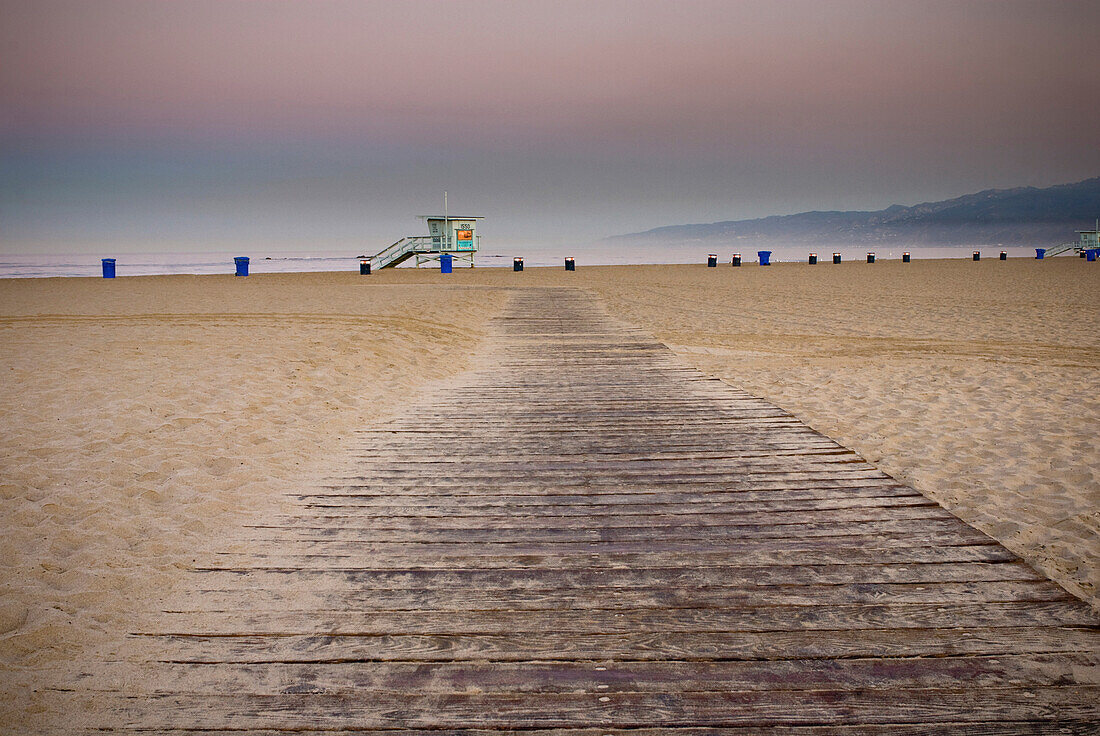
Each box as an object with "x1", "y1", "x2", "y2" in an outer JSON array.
[
  {"x1": 360, "y1": 259, "x2": 371, "y2": 275},
  {"x1": 731, "y1": 253, "x2": 741, "y2": 267},
  {"x1": 707, "y1": 254, "x2": 718, "y2": 267},
  {"x1": 833, "y1": 253, "x2": 842, "y2": 264},
  {"x1": 902, "y1": 252, "x2": 911, "y2": 263},
  {"x1": 565, "y1": 257, "x2": 575, "y2": 271},
  {"x1": 513, "y1": 257, "x2": 524, "y2": 272},
  {"x1": 867, "y1": 252, "x2": 876, "y2": 264},
  {"x1": 973, "y1": 251, "x2": 981, "y2": 261},
  {"x1": 1000, "y1": 251, "x2": 1007, "y2": 260},
  {"x1": 808, "y1": 253, "x2": 817, "y2": 265}
]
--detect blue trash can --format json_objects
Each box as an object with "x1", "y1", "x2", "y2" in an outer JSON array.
[
  {"x1": 1087, "y1": 249, "x2": 1097, "y2": 262},
  {"x1": 101, "y1": 258, "x2": 116, "y2": 279},
  {"x1": 234, "y1": 256, "x2": 249, "y2": 276},
  {"x1": 758, "y1": 250, "x2": 771, "y2": 266},
  {"x1": 1035, "y1": 248, "x2": 1046, "y2": 260},
  {"x1": 440, "y1": 253, "x2": 453, "y2": 273}
]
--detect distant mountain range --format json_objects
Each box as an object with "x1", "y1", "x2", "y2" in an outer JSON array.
[{"x1": 608, "y1": 177, "x2": 1100, "y2": 247}]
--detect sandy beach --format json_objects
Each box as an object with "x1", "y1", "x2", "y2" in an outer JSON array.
[
  {"x1": 582, "y1": 259, "x2": 1100, "y2": 608},
  {"x1": 2, "y1": 258, "x2": 1097, "y2": 727},
  {"x1": 0, "y1": 273, "x2": 508, "y2": 724}
]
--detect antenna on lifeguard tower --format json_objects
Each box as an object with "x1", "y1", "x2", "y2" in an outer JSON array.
[{"x1": 444, "y1": 191, "x2": 449, "y2": 250}]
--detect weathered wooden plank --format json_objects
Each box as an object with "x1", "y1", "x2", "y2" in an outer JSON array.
[
  {"x1": 144, "y1": 627, "x2": 1100, "y2": 664},
  {"x1": 335, "y1": 468, "x2": 890, "y2": 484},
  {"x1": 265, "y1": 506, "x2": 955, "y2": 531},
  {"x1": 237, "y1": 530, "x2": 1003, "y2": 554},
  {"x1": 311, "y1": 479, "x2": 915, "y2": 501},
  {"x1": 68, "y1": 724, "x2": 1100, "y2": 736},
  {"x1": 68, "y1": 652, "x2": 1100, "y2": 694},
  {"x1": 205, "y1": 544, "x2": 1017, "y2": 569},
  {"x1": 340, "y1": 456, "x2": 880, "y2": 475},
  {"x1": 296, "y1": 495, "x2": 934, "y2": 515},
  {"x1": 178, "y1": 580, "x2": 1073, "y2": 610},
  {"x1": 150, "y1": 601, "x2": 1099, "y2": 636},
  {"x1": 61, "y1": 686, "x2": 1100, "y2": 729},
  {"x1": 350, "y1": 435, "x2": 842, "y2": 450},
  {"x1": 188, "y1": 561, "x2": 1042, "y2": 591},
  {"x1": 243, "y1": 517, "x2": 983, "y2": 543}
]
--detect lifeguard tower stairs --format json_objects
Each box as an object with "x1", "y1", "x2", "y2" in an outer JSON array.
[{"x1": 369, "y1": 215, "x2": 483, "y2": 269}]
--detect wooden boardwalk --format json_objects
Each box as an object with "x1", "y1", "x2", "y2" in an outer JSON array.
[{"x1": 72, "y1": 288, "x2": 1098, "y2": 733}]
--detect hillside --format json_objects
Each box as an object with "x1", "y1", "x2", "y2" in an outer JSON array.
[{"x1": 609, "y1": 177, "x2": 1100, "y2": 247}]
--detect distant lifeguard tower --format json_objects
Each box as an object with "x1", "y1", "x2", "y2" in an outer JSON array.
[
  {"x1": 1071, "y1": 227, "x2": 1100, "y2": 253},
  {"x1": 368, "y1": 215, "x2": 484, "y2": 269},
  {"x1": 1040, "y1": 222, "x2": 1100, "y2": 257}
]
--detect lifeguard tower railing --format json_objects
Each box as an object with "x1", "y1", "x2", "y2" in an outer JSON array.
[
  {"x1": 368, "y1": 234, "x2": 483, "y2": 269},
  {"x1": 370, "y1": 236, "x2": 431, "y2": 269}
]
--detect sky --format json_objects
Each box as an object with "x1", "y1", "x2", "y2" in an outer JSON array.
[{"x1": 2, "y1": 0, "x2": 1099, "y2": 254}]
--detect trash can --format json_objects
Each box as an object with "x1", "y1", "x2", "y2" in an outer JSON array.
[
  {"x1": 513, "y1": 257, "x2": 523, "y2": 272},
  {"x1": 867, "y1": 252, "x2": 876, "y2": 264},
  {"x1": 731, "y1": 253, "x2": 741, "y2": 267},
  {"x1": 757, "y1": 251, "x2": 771, "y2": 266},
  {"x1": 808, "y1": 253, "x2": 817, "y2": 265},
  {"x1": 234, "y1": 257, "x2": 249, "y2": 276},
  {"x1": 565, "y1": 257, "x2": 575, "y2": 271},
  {"x1": 707, "y1": 254, "x2": 718, "y2": 267},
  {"x1": 833, "y1": 253, "x2": 842, "y2": 264},
  {"x1": 360, "y1": 259, "x2": 371, "y2": 275},
  {"x1": 101, "y1": 258, "x2": 116, "y2": 279},
  {"x1": 1000, "y1": 251, "x2": 1007, "y2": 261},
  {"x1": 973, "y1": 251, "x2": 981, "y2": 261},
  {"x1": 902, "y1": 252, "x2": 911, "y2": 263},
  {"x1": 1088, "y1": 249, "x2": 1097, "y2": 262},
  {"x1": 440, "y1": 253, "x2": 453, "y2": 273},
  {"x1": 1035, "y1": 248, "x2": 1046, "y2": 260}
]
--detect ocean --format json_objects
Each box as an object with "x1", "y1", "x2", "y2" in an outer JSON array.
[{"x1": 0, "y1": 245, "x2": 1051, "y2": 279}]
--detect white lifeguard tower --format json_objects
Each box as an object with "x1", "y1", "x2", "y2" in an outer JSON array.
[
  {"x1": 1073, "y1": 227, "x2": 1100, "y2": 252},
  {"x1": 1041, "y1": 221, "x2": 1100, "y2": 257},
  {"x1": 368, "y1": 214, "x2": 484, "y2": 269}
]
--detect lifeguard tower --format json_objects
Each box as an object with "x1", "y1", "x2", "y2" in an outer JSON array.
[
  {"x1": 368, "y1": 215, "x2": 484, "y2": 269},
  {"x1": 1039, "y1": 222, "x2": 1100, "y2": 258}
]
